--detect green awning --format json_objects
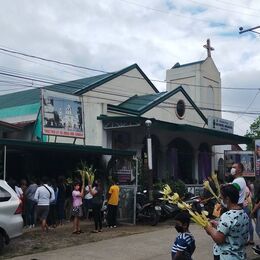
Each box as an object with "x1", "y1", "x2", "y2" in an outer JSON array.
[
  {"x1": 98, "y1": 115, "x2": 252, "y2": 146},
  {"x1": 152, "y1": 120, "x2": 252, "y2": 145},
  {"x1": 0, "y1": 138, "x2": 136, "y2": 156}
]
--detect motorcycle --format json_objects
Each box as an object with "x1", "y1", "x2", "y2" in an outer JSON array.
[
  {"x1": 185, "y1": 195, "x2": 205, "y2": 213},
  {"x1": 155, "y1": 191, "x2": 205, "y2": 220},
  {"x1": 136, "y1": 190, "x2": 161, "y2": 226}
]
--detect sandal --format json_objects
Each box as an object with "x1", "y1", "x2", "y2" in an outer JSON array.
[
  {"x1": 72, "y1": 231, "x2": 78, "y2": 234},
  {"x1": 91, "y1": 230, "x2": 99, "y2": 233}
]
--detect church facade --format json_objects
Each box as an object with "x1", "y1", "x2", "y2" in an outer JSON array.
[{"x1": 0, "y1": 41, "x2": 251, "y2": 184}]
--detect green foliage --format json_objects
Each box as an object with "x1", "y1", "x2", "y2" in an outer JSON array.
[
  {"x1": 153, "y1": 178, "x2": 188, "y2": 198},
  {"x1": 170, "y1": 179, "x2": 188, "y2": 198},
  {"x1": 245, "y1": 116, "x2": 260, "y2": 150}
]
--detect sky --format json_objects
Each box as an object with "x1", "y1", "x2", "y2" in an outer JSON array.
[{"x1": 0, "y1": 0, "x2": 260, "y2": 136}]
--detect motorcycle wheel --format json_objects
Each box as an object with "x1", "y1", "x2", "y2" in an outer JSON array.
[{"x1": 148, "y1": 208, "x2": 159, "y2": 226}]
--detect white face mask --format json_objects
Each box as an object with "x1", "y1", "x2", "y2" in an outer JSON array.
[{"x1": 230, "y1": 168, "x2": 236, "y2": 175}]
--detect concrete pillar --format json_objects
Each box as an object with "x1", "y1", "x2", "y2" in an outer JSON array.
[
  {"x1": 194, "y1": 149, "x2": 199, "y2": 184},
  {"x1": 159, "y1": 144, "x2": 168, "y2": 180},
  {"x1": 211, "y1": 146, "x2": 215, "y2": 174}
]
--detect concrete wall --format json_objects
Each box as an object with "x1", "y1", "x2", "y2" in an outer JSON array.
[
  {"x1": 81, "y1": 68, "x2": 157, "y2": 147},
  {"x1": 166, "y1": 57, "x2": 221, "y2": 121},
  {"x1": 143, "y1": 92, "x2": 206, "y2": 127}
]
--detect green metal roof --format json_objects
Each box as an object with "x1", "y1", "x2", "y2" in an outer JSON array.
[
  {"x1": 118, "y1": 92, "x2": 166, "y2": 112},
  {"x1": 108, "y1": 86, "x2": 208, "y2": 124},
  {"x1": 0, "y1": 88, "x2": 41, "y2": 110},
  {"x1": 97, "y1": 115, "x2": 252, "y2": 145},
  {"x1": 0, "y1": 74, "x2": 113, "y2": 110},
  {"x1": 0, "y1": 138, "x2": 136, "y2": 156},
  {"x1": 151, "y1": 119, "x2": 252, "y2": 145},
  {"x1": 45, "y1": 73, "x2": 113, "y2": 94},
  {"x1": 0, "y1": 63, "x2": 159, "y2": 110}
]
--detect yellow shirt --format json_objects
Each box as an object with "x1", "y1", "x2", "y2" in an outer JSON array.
[{"x1": 108, "y1": 185, "x2": 120, "y2": 206}]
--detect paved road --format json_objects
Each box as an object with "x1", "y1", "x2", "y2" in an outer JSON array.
[{"x1": 10, "y1": 224, "x2": 260, "y2": 260}]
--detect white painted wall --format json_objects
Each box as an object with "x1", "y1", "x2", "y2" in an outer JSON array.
[
  {"x1": 143, "y1": 92, "x2": 206, "y2": 127},
  {"x1": 166, "y1": 57, "x2": 221, "y2": 122},
  {"x1": 81, "y1": 68, "x2": 157, "y2": 147}
]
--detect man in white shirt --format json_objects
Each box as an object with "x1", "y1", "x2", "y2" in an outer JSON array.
[
  {"x1": 34, "y1": 176, "x2": 55, "y2": 232},
  {"x1": 231, "y1": 163, "x2": 246, "y2": 206}
]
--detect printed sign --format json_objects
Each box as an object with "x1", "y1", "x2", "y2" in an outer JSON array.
[
  {"x1": 116, "y1": 169, "x2": 132, "y2": 184},
  {"x1": 42, "y1": 89, "x2": 84, "y2": 138},
  {"x1": 224, "y1": 150, "x2": 255, "y2": 177},
  {"x1": 255, "y1": 139, "x2": 260, "y2": 177},
  {"x1": 208, "y1": 116, "x2": 234, "y2": 134}
]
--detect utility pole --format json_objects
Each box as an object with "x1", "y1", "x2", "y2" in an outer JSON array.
[
  {"x1": 145, "y1": 119, "x2": 153, "y2": 201},
  {"x1": 239, "y1": 26, "x2": 260, "y2": 35}
]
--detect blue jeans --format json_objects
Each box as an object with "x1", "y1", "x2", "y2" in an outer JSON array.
[
  {"x1": 256, "y1": 209, "x2": 260, "y2": 238},
  {"x1": 26, "y1": 199, "x2": 36, "y2": 226},
  {"x1": 244, "y1": 206, "x2": 254, "y2": 241}
]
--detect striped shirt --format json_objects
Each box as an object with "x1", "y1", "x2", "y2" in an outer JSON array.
[{"x1": 172, "y1": 232, "x2": 195, "y2": 260}]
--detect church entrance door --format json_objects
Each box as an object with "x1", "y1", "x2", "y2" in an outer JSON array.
[{"x1": 167, "y1": 138, "x2": 193, "y2": 183}]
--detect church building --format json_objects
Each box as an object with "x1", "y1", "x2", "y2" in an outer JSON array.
[{"x1": 0, "y1": 40, "x2": 251, "y2": 184}]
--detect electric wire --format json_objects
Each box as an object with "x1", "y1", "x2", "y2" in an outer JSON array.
[
  {"x1": 0, "y1": 68, "x2": 260, "y2": 116},
  {"x1": 187, "y1": 0, "x2": 260, "y2": 18},
  {"x1": 0, "y1": 47, "x2": 260, "y2": 92}
]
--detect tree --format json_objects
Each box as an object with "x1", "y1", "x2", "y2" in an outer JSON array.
[{"x1": 245, "y1": 116, "x2": 260, "y2": 150}]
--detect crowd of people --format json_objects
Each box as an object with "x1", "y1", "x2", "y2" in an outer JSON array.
[
  {"x1": 8, "y1": 175, "x2": 120, "y2": 234},
  {"x1": 8, "y1": 162, "x2": 260, "y2": 259},
  {"x1": 171, "y1": 162, "x2": 260, "y2": 260}
]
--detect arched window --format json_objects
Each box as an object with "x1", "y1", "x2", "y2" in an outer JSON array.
[
  {"x1": 167, "y1": 138, "x2": 193, "y2": 183},
  {"x1": 198, "y1": 143, "x2": 211, "y2": 183},
  {"x1": 176, "y1": 100, "x2": 185, "y2": 119}
]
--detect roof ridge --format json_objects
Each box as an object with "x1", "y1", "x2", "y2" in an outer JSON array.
[{"x1": 171, "y1": 59, "x2": 205, "y2": 69}]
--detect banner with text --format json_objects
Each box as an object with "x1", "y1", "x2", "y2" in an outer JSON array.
[
  {"x1": 255, "y1": 139, "x2": 260, "y2": 177},
  {"x1": 224, "y1": 150, "x2": 255, "y2": 177},
  {"x1": 41, "y1": 89, "x2": 84, "y2": 138},
  {"x1": 208, "y1": 116, "x2": 234, "y2": 134}
]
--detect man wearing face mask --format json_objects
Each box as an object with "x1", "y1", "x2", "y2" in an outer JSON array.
[
  {"x1": 171, "y1": 212, "x2": 196, "y2": 260},
  {"x1": 205, "y1": 184, "x2": 249, "y2": 260},
  {"x1": 231, "y1": 163, "x2": 246, "y2": 207}
]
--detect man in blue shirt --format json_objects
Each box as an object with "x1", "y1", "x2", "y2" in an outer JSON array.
[{"x1": 172, "y1": 212, "x2": 196, "y2": 260}]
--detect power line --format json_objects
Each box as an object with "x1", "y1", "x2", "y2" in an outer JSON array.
[
  {"x1": 234, "y1": 90, "x2": 260, "y2": 122},
  {"x1": 0, "y1": 46, "x2": 260, "y2": 92},
  {"x1": 1, "y1": 64, "x2": 260, "y2": 116},
  {"x1": 0, "y1": 67, "x2": 259, "y2": 116},
  {"x1": 215, "y1": 0, "x2": 260, "y2": 13},
  {"x1": 187, "y1": 0, "x2": 260, "y2": 18},
  {"x1": 114, "y1": 0, "x2": 237, "y2": 29}
]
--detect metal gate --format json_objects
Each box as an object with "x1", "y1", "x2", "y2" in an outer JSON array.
[{"x1": 118, "y1": 185, "x2": 137, "y2": 224}]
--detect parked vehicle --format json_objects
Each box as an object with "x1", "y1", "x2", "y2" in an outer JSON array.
[
  {"x1": 158, "y1": 200, "x2": 180, "y2": 220},
  {"x1": 0, "y1": 180, "x2": 23, "y2": 252},
  {"x1": 136, "y1": 190, "x2": 161, "y2": 226},
  {"x1": 156, "y1": 192, "x2": 205, "y2": 221},
  {"x1": 185, "y1": 195, "x2": 205, "y2": 212}
]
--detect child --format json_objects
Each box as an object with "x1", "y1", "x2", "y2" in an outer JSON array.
[
  {"x1": 171, "y1": 212, "x2": 196, "y2": 260},
  {"x1": 71, "y1": 175, "x2": 85, "y2": 234}
]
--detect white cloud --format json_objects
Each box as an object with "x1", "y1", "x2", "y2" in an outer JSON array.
[{"x1": 0, "y1": 0, "x2": 260, "y2": 135}]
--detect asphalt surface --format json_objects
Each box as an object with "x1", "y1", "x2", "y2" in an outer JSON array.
[{"x1": 9, "y1": 223, "x2": 260, "y2": 260}]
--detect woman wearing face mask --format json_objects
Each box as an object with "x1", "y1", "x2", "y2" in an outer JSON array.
[
  {"x1": 205, "y1": 184, "x2": 249, "y2": 260},
  {"x1": 171, "y1": 212, "x2": 196, "y2": 260}
]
